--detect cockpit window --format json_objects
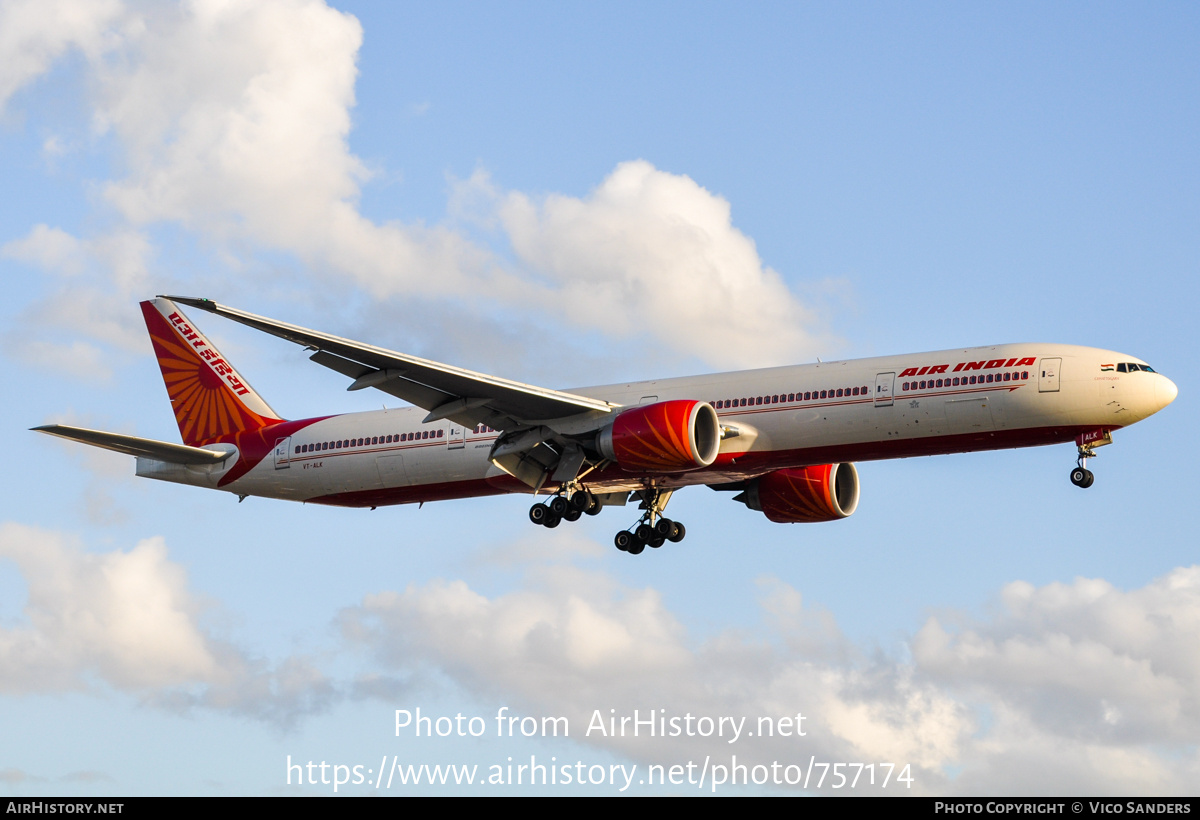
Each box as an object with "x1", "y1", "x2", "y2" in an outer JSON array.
[{"x1": 1117, "y1": 362, "x2": 1156, "y2": 373}]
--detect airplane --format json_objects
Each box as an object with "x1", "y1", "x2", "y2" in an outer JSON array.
[{"x1": 34, "y1": 297, "x2": 1177, "y2": 555}]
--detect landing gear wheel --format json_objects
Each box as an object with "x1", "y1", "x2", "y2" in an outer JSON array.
[
  {"x1": 635, "y1": 523, "x2": 654, "y2": 542},
  {"x1": 549, "y1": 496, "x2": 570, "y2": 516},
  {"x1": 614, "y1": 531, "x2": 633, "y2": 552},
  {"x1": 1070, "y1": 467, "x2": 1094, "y2": 488},
  {"x1": 649, "y1": 535, "x2": 665, "y2": 549},
  {"x1": 667, "y1": 522, "x2": 686, "y2": 543},
  {"x1": 564, "y1": 508, "x2": 582, "y2": 522},
  {"x1": 585, "y1": 498, "x2": 602, "y2": 516},
  {"x1": 543, "y1": 514, "x2": 561, "y2": 528},
  {"x1": 1082, "y1": 469, "x2": 1094, "y2": 488},
  {"x1": 529, "y1": 503, "x2": 549, "y2": 525},
  {"x1": 627, "y1": 538, "x2": 645, "y2": 555},
  {"x1": 570, "y1": 491, "x2": 593, "y2": 512},
  {"x1": 653, "y1": 518, "x2": 677, "y2": 539}
]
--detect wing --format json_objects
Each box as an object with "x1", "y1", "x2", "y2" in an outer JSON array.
[
  {"x1": 162, "y1": 296, "x2": 616, "y2": 432},
  {"x1": 33, "y1": 424, "x2": 234, "y2": 465},
  {"x1": 161, "y1": 297, "x2": 620, "y2": 490}
]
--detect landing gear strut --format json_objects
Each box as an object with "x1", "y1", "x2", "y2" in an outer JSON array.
[
  {"x1": 528, "y1": 485, "x2": 687, "y2": 557},
  {"x1": 612, "y1": 487, "x2": 686, "y2": 556},
  {"x1": 1070, "y1": 445, "x2": 1096, "y2": 488}
]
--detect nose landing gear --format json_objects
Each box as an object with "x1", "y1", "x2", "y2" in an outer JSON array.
[
  {"x1": 1070, "y1": 465, "x2": 1094, "y2": 488},
  {"x1": 1070, "y1": 444, "x2": 1096, "y2": 488},
  {"x1": 1069, "y1": 430, "x2": 1113, "y2": 489}
]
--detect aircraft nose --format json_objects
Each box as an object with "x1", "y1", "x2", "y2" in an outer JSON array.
[{"x1": 1156, "y1": 375, "x2": 1178, "y2": 411}]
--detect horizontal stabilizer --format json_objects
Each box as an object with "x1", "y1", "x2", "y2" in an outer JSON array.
[{"x1": 32, "y1": 425, "x2": 234, "y2": 465}]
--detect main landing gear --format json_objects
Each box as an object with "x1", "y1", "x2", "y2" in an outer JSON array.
[
  {"x1": 528, "y1": 489, "x2": 602, "y2": 529},
  {"x1": 612, "y1": 488, "x2": 686, "y2": 556},
  {"x1": 613, "y1": 517, "x2": 686, "y2": 555},
  {"x1": 527, "y1": 485, "x2": 689, "y2": 557},
  {"x1": 1070, "y1": 444, "x2": 1096, "y2": 488}
]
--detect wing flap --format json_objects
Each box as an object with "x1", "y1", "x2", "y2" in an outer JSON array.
[{"x1": 33, "y1": 425, "x2": 233, "y2": 465}]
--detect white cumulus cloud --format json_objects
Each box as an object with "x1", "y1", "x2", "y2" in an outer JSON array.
[
  {"x1": 496, "y1": 160, "x2": 825, "y2": 368},
  {"x1": 91, "y1": 0, "x2": 488, "y2": 299},
  {"x1": 339, "y1": 554, "x2": 970, "y2": 793},
  {"x1": 0, "y1": 523, "x2": 219, "y2": 691},
  {"x1": 0, "y1": 0, "x2": 125, "y2": 112},
  {"x1": 0, "y1": 523, "x2": 336, "y2": 728},
  {"x1": 338, "y1": 548, "x2": 1200, "y2": 794},
  {"x1": 2, "y1": 0, "x2": 832, "y2": 371},
  {"x1": 913, "y1": 567, "x2": 1200, "y2": 746},
  {"x1": 1, "y1": 224, "x2": 87, "y2": 276}
]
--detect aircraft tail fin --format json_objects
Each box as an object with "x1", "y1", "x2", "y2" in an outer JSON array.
[{"x1": 140, "y1": 298, "x2": 283, "y2": 447}]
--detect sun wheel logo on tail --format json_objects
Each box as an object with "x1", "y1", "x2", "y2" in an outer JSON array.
[
  {"x1": 598, "y1": 400, "x2": 721, "y2": 472},
  {"x1": 140, "y1": 300, "x2": 281, "y2": 447},
  {"x1": 737, "y1": 464, "x2": 860, "y2": 523}
]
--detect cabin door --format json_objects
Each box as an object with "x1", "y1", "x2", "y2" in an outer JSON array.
[
  {"x1": 1039, "y1": 358, "x2": 1061, "y2": 392},
  {"x1": 874, "y1": 372, "x2": 895, "y2": 407},
  {"x1": 273, "y1": 436, "x2": 291, "y2": 469}
]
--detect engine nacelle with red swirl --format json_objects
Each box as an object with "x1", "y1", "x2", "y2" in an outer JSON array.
[
  {"x1": 738, "y1": 464, "x2": 860, "y2": 523},
  {"x1": 597, "y1": 400, "x2": 721, "y2": 473}
]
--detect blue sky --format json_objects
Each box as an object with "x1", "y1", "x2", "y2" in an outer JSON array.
[{"x1": 1, "y1": 0, "x2": 1196, "y2": 795}]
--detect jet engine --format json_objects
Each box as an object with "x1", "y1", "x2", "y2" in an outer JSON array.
[
  {"x1": 737, "y1": 463, "x2": 860, "y2": 523},
  {"x1": 597, "y1": 400, "x2": 721, "y2": 473}
]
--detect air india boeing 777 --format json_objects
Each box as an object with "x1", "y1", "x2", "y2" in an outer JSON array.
[{"x1": 34, "y1": 297, "x2": 1177, "y2": 555}]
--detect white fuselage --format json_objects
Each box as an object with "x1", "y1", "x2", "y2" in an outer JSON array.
[{"x1": 136, "y1": 343, "x2": 1176, "y2": 508}]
